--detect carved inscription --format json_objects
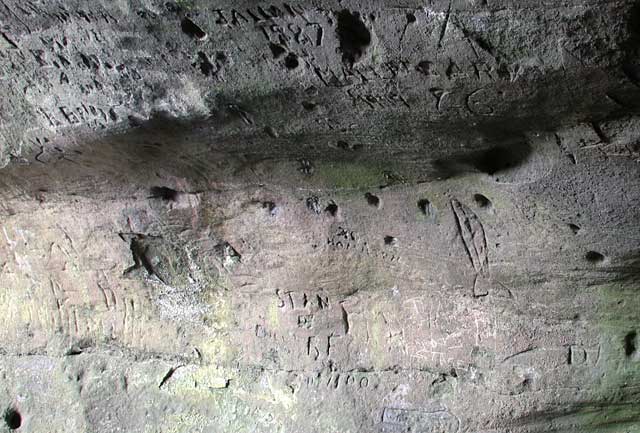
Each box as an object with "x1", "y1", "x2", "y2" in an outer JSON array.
[
  {"x1": 211, "y1": 4, "x2": 327, "y2": 52},
  {"x1": 302, "y1": 370, "x2": 378, "y2": 391},
  {"x1": 339, "y1": 289, "x2": 499, "y2": 371},
  {"x1": 381, "y1": 408, "x2": 460, "y2": 433},
  {"x1": 250, "y1": 290, "x2": 348, "y2": 365}
]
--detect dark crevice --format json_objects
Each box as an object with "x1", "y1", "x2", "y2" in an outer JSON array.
[
  {"x1": 433, "y1": 132, "x2": 532, "y2": 179},
  {"x1": 149, "y1": 186, "x2": 180, "y2": 201},
  {"x1": 302, "y1": 101, "x2": 317, "y2": 111},
  {"x1": 336, "y1": 140, "x2": 362, "y2": 151},
  {"x1": 64, "y1": 339, "x2": 93, "y2": 356},
  {"x1": 196, "y1": 51, "x2": 215, "y2": 76},
  {"x1": 621, "y1": 2, "x2": 640, "y2": 86},
  {"x1": 591, "y1": 122, "x2": 610, "y2": 144},
  {"x1": 265, "y1": 126, "x2": 279, "y2": 138},
  {"x1": 585, "y1": 251, "x2": 606, "y2": 264},
  {"x1": 418, "y1": 199, "x2": 433, "y2": 215},
  {"x1": 624, "y1": 331, "x2": 637, "y2": 357},
  {"x1": 336, "y1": 10, "x2": 371, "y2": 66},
  {"x1": 159, "y1": 366, "x2": 182, "y2": 389},
  {"x1": 473, "y1": 194, "x2": 492, "y2": 208},
  {"x1": 181, "y1": 17, "x2": 207, "y2": 40},
  {"x1": 214, "y1": 242, "x2": 242, "y2": 265},
  {"x1": 416, "y1": 60, "x2": 433, "y2": 76},
  {"x1": 269, "y1": 43, "x2": 286, "y2": 59},
  {"x1": 122, "y1": 235, "x2": 166, "y2": 283},
  {"x1": 473, "y1": 144, "x2": 531, "y2": 175},
  {"x1": 0, "y1": 32, "x2": 19, "y2": 49}
]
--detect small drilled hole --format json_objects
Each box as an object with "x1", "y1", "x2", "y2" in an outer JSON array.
[
  {"x1": 406, "y1": 12, "x2": 416, "y2": 23},
  {"x1": 325, "y1": 201, "x2": 338, "y2": 217},
  {"x1": 284, "y1": 53, "x2": 299, "y2": 69},
  {"x1": 473, "y1": 194, "x2": 491, "y2": 208},
  {"x1": 384, "y1": 236, "x2": 397, "y2": 246},
  {"x1": 585, "y1": 251, "x2": 605, "y2": 264},
  {"x1": 4, "y1": 408, "x2": 21, "y2": 430},
  {"x1": 568, "y1": 223, "x2": 581, "y2": 235},
  {"x1": 418, "y1": 199, "x2": 434, "y2": 216},
  {"x1": 365, "y1": 193, "x2": 380, "y2": 208}
]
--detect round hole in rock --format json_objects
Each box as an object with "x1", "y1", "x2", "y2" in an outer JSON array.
[
  {"x1": 4, "y1": 408, "x2": 21, "y2": 430},
  {"x1": 284, "y1": 53, "x2": 299, "y2": 70},
  {"x1": 384, "y1": 236, "x2": 397, "y2": 245},
  {"x1": 568, "y1": 223, "x2": 581, "y2": 235},
  {"x1": 364, "y1": 193, "x2": 380, "y2": 208},
  {"x1": 585, "y1": 251, "x2": 605, "y2": 264},
  {"x1": 406, "y1": 12, "x2": 416, "y2": 23},
  {"x1": 325, "y1": 201, "x2": 338, "y2": 217},
  {"x1": 473, "y1": 194, "x2": 491, "y2": 208},
  {"x1": 418, "y1": 199, "x2": 433, "y2": 215}
]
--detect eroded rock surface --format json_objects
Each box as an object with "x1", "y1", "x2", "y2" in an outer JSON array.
[{"x1": 0, "y1": 0, "x2": 639, "y2": 432}]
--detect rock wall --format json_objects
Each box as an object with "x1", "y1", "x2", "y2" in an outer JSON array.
[{"x1": 0, "y1": 1, "x2": 639, "y2": 432}]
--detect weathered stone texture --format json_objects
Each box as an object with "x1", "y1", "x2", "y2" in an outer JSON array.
[{"x1": 0, "y1": 0, "x2": 639, "y2": 432}]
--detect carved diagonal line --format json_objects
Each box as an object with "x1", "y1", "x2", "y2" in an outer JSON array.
[{"x1": 451, "y1": 199, "x2": 488, "y2": 274}]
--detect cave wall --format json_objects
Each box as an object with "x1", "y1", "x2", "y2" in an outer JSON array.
[{"x1": 0, "y1": 1, "x2": 639, "y2": 432}]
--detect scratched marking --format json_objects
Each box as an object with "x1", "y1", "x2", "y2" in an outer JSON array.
[
  {"x1": 451, "y1": 199, "x2": 488, "y2": 274},
  {"x1": 381, "y1": 408, "x2": 460, "y2": 433}
]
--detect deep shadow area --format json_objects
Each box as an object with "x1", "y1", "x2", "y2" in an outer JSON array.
[{"x1": 336, "y1": 10, "x2": 371, "y2": 66}]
